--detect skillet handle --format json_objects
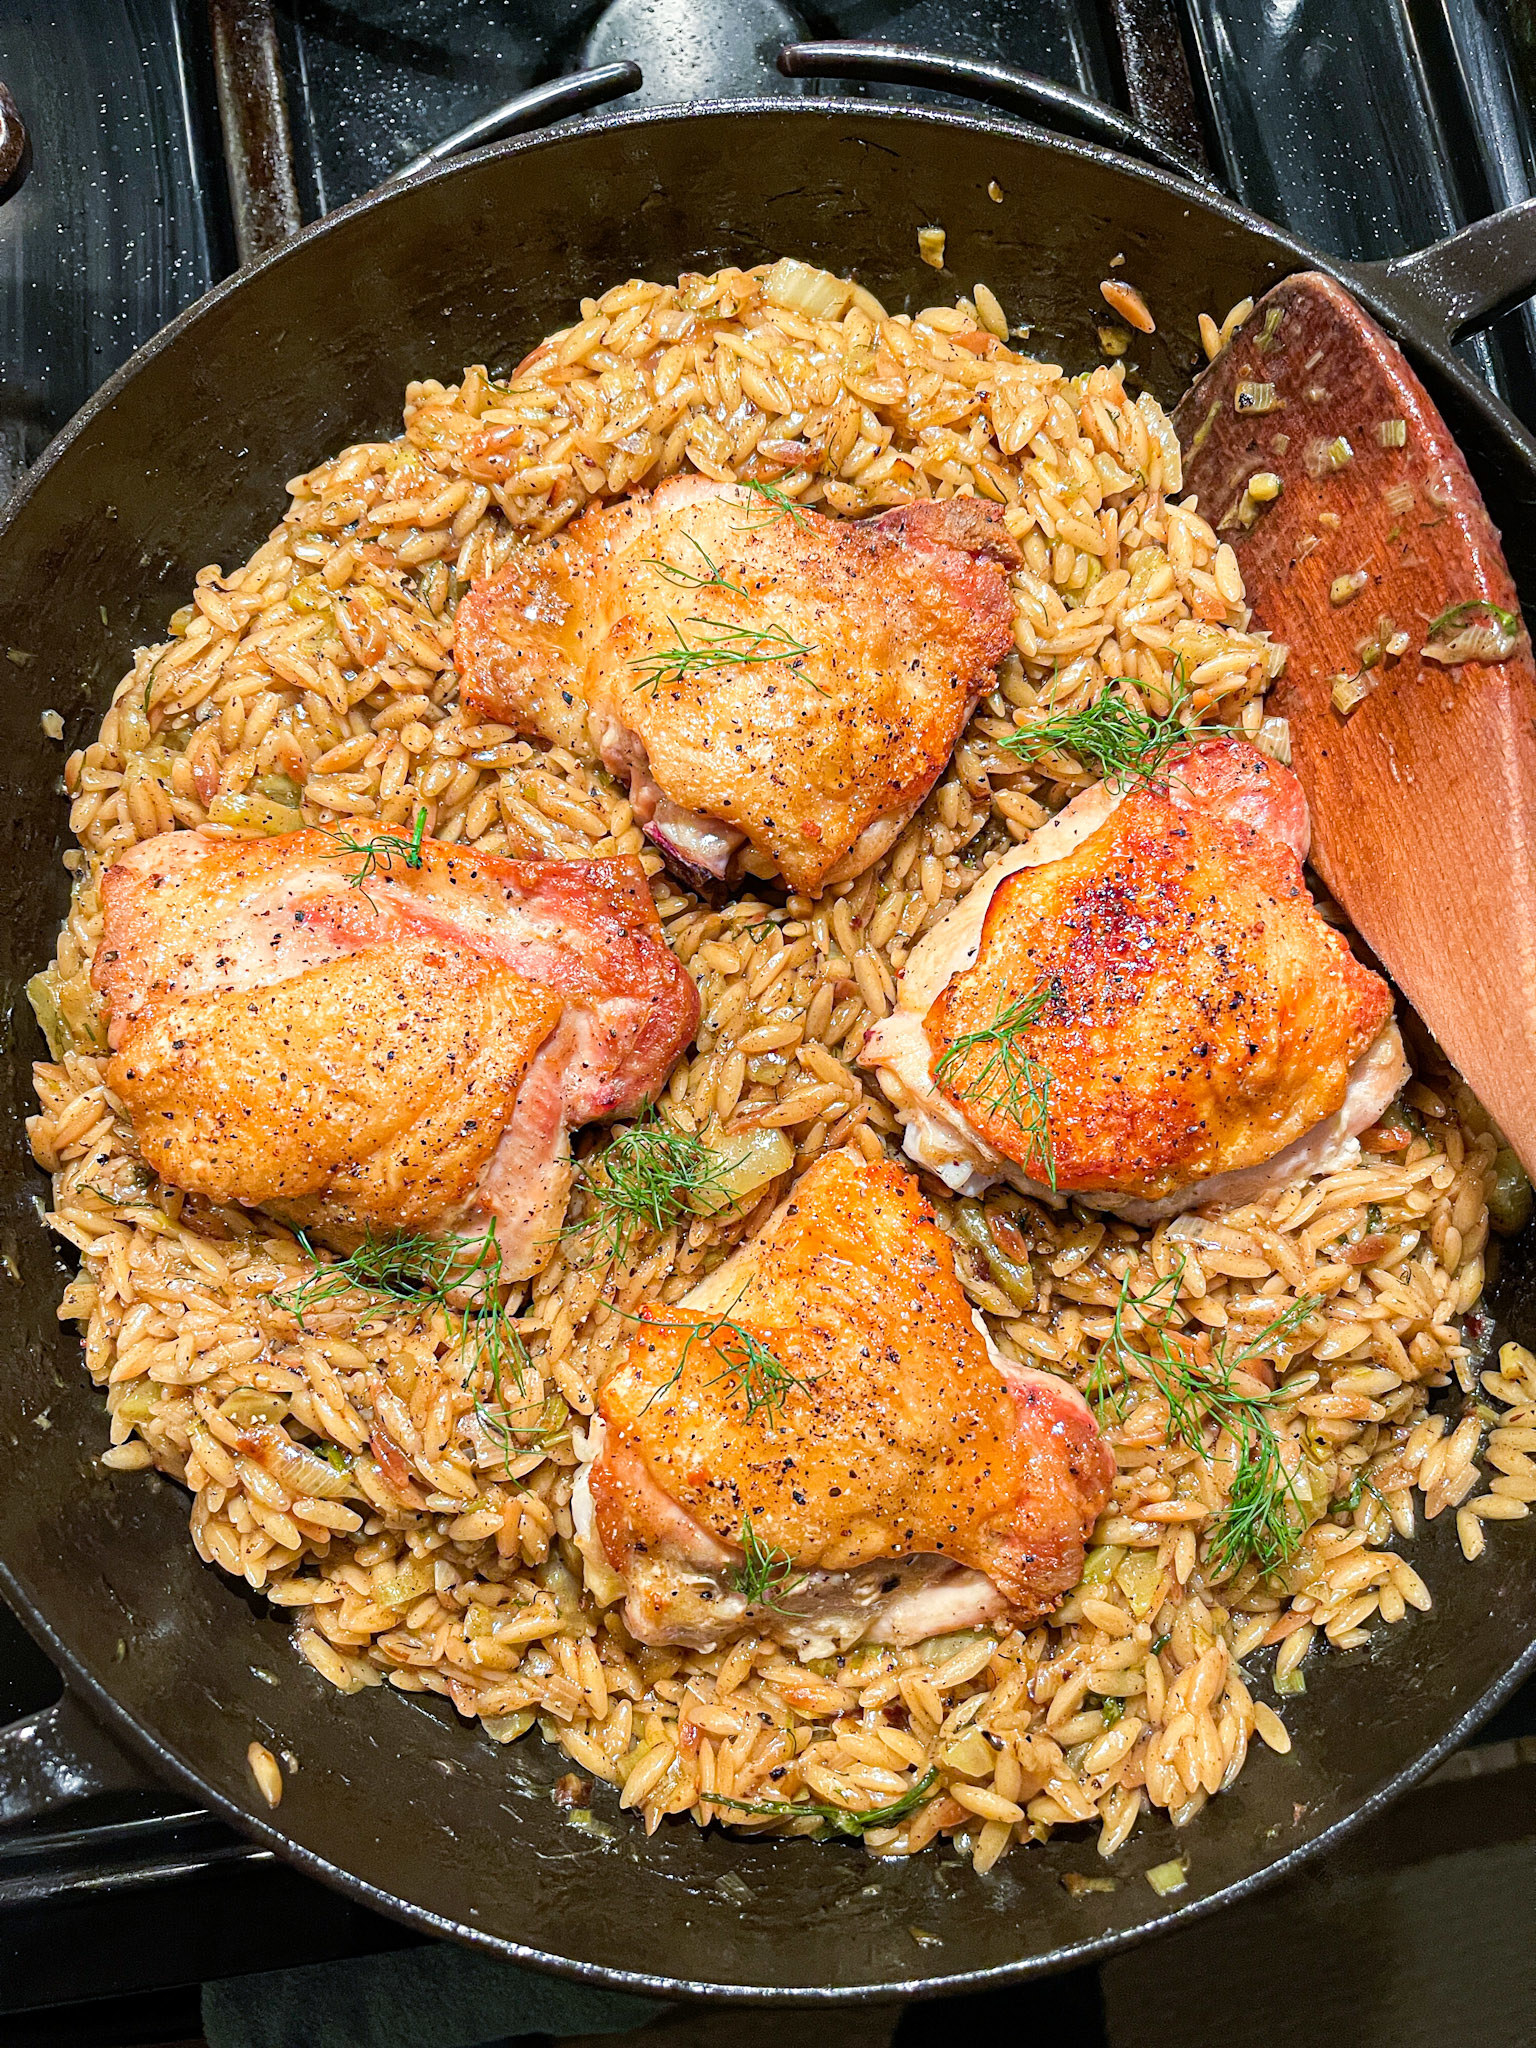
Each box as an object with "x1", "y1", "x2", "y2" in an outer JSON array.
[
  {"x1": 0, "y1": 1692, "x2": 160, "y2": 1824},
  {"x1": 779, "y1": 40, "x2": 1217, "y2": 189},
  {"x1": 1345, "y1": 201, "x2": 1536, "y2": 350},
  {"x1": 391, "y1": 63, "x2": 644, "y2": 183}
]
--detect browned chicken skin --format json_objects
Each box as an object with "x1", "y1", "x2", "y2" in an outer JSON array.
[
  {"x1": 455, "y1": 478, "x2": 1020, "y2": 896},
  {"x1": 576, "y1": 1149, "x2": 1114, "y2": 1653},
  {"x1": 865, "y1": 738, "x2": 1404, "y2": 1218},
  {"x1": 93, "y1": 828, "x2": 699, "y2": 1277}
]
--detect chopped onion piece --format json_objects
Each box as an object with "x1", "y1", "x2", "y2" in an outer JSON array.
[
  {"x1": 941, "y1": 1727, "x2": 994, "y2": 1776},
  {"x1": 1145, "y1": 1858, "x2": 1188, "y2": 1896},
  {"x1": 482, "y1": 1708, "x2": 535, "y2": 1744},
  {"x1": 689, "y1": 1126, "x2": 794, "y2": 1215},
  {"x1": 1234, "y1": 380, "x2": 1280, "y2": 414},
  {"x1": 26, "y1": 973, "x2": 69, "y2": 1059},
  {"x1": 1137, "y1": 391, "x2": 1182, "y2": 494},
  {"x1": 1381, "y1": 482, "x2": 1415, "y2": 516},
  {"x1": 1377, "y1": 418, "x2": 1407, "y2": 447},
  {"x1": 761, "y1": 257, "x2": 854, "y2": 319},
  {"x1": 375, "y1": 1554, "x2": 436, "y2": 1609},
  {"x1": 1327, "y1": 434, "x2": 1354, "y2": 469},
  {"x1": 580, "y1": 1547, "x2": 628, "y2": 1607},
  {"x1": 1079, "y1": 1543, "x2": 1126, "y2": 1587},
  {"x1": 1330, "y1": 570, "x2": 1368, "y2": 606},
  {"x1": 243, "y1": 1423, "x2": 355, "y2": 1500},
  {"x1": 1331, "y1": 671, "x2": 1375, "y2": 717},
  {"x1": 916, "y1": 227, "x2": 947, "y2": 271},
  {"x1": 1116, "y1": 1547, "x2": 1162, "y2": 1617},
  {"x1": 255, "y1": 771, "x2": 304, "y2": 809},
  {"x1": 1422, "y1": 599, "x2": 1523, "y2": 666},
  {"x1": 208, "y1": 791, "x2": 305, "y2": 835},
  {"x1": 219, "y1": 1388, "x2": 290, "y2": 1428},
  {"x1": 1253, "y1": 715, "x2": 1292, "y2": 764}
]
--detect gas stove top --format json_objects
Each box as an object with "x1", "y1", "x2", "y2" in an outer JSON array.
[
  {"x1": 3, "y1": 0, "x2": 1536, "y2": 2031},
  {"x1": 4, "y1": 0, "x2": 1536, "y2": 499}
]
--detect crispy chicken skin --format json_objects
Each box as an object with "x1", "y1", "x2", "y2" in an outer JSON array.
[
  {"x1": 864, "y1": 737, "x2": 1405, "y2": 1219},
  {"x1": 576, "y1": 1149, "x2": 1114, "y2": 1653},
  {"x1": 455, "y1": 478, "x2": 1021, "y2": 896},
  {"x1": 93, "y1": 828, "x2": 699, "y2": 1277}
]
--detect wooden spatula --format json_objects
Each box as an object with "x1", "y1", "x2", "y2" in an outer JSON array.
[{"x1": 1172, "y1": 272, "x2": 1536, "y2": 1177}]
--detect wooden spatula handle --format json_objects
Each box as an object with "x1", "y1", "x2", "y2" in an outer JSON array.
[{"x1": 1176, "y1": 273, "x2": 1536, "y2": 1177}]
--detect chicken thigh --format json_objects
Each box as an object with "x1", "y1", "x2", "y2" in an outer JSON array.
[
  {"x1": 574, "y1": 1148, "x2": 1114, "y2": 1654},
  {"x1": 863, "y1": 736, "x2": 1405, "y2": 1220},
  {"x1": 455, "y1": 478, "x2": 1020, "y2": 896},
  {"x1": 93, "y1": 827, "x2": 699, "y2": 1277}
]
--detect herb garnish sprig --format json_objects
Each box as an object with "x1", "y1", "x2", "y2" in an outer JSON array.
[
  {"x1": 734, "y1": 479, "x2": 810, "y2": 529},
  {"x1": 628, "y1": 614, "x2": 817, "y2": 698},
  {"x1": 729, "y1": 1513, "x2": 806, "y2": 1614},
  {"x1": 709, "y1": 1767, "x2": 940, "y2": 1838},
  {"x1": 1422, "y1": 597, "x2": 1524, "y2": 665},
  {"x1": 626, "y1": 1297, "x2": 806, "y2": 1425},
  {"x1": 933, "y1": 981, "x2": 1057, "y2": 1189},
  {"x1": 570, "y1": 1111, "x2": 732, "y2": 1263},
  {"x1": 273, "y1": 1219, "x2": 544, "y2": 1467},
  {"x1": 274, "y1": 1222, "x2": 492, "y2": 1322},
  {"x1": 325, "y1": 806, "x2": 429, "y2": 893},
  {"x1": 1086, "y1": 1259, "x2": 1321, "y2": 1574},
  {"x1": 1001, "y1": 683, "x2": 1228, "y2": 790},
  {"x1": 1331, "y1": 1466, "x2": 1386, "y2": 1516},
  {"x1": 645, "y1": 536, "x2": 751, "y2": 600}
]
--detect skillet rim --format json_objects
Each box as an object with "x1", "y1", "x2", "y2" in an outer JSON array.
[{"x1": 2, "y1": 94, "x2": 1534, "y2": 2002}]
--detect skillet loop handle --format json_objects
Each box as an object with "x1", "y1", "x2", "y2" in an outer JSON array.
[
  {"x1": 1349, "y1": 200, "x2": 1536, "y2": 348},
  {"x1": 0, "y1": 1693, "x2": 155, "y2": 1825},
  {"x1": 779, "y1": 40, "x2": 1217, "y2": 189},
  {"x1": 392, "y1": 62, "x2": 644, "y2": 182}
]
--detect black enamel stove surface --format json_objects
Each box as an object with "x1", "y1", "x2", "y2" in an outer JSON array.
[{"x1": 3, "y1": 0, "x2": 1536, "y2": 2033}]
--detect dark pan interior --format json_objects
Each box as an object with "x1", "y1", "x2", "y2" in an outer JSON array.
[{"x1": 0, "y1": 102, "x2": 1532, "y2": 1999}]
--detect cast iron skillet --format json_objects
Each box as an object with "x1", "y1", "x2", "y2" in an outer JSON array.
[{"x1": 0, "y1": 71, "x2": 1534, "y2": 2002}]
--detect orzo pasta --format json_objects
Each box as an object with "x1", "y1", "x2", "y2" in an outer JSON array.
[{"x1": 27, "y1": 260, "x2": 1527, "y2": 1873}]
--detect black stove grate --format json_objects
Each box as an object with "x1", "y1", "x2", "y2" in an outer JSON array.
[{"x1": 4, "y1": 0, "x2": 1536, "y2": 488}]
